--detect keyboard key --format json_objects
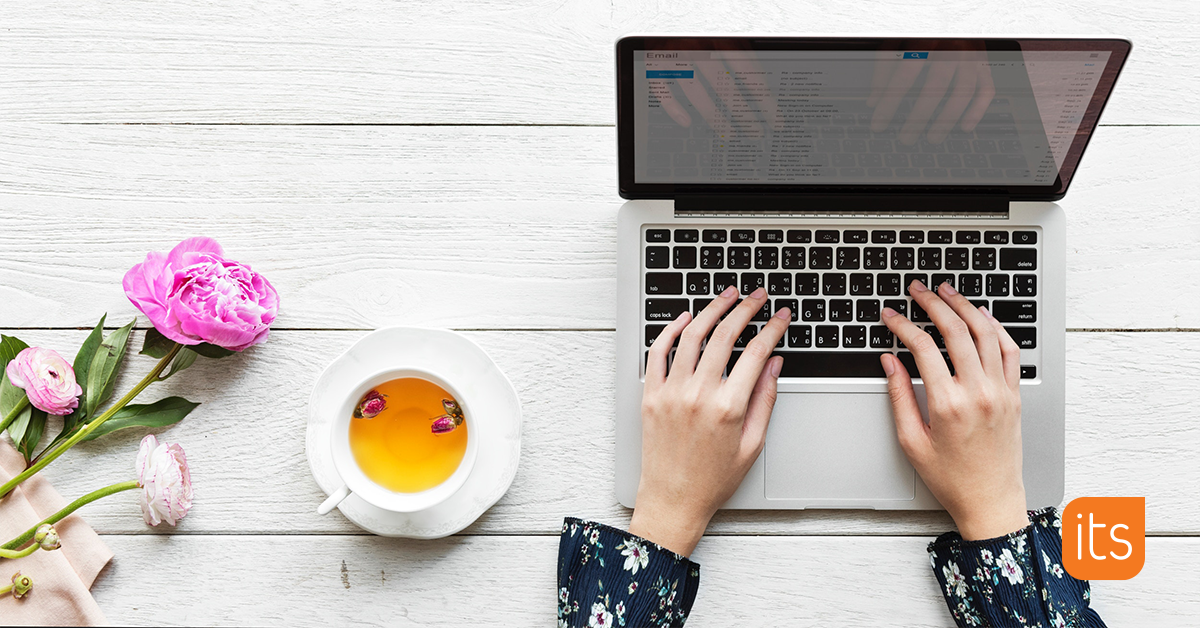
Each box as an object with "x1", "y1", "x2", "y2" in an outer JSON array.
[
  {"x1": 822, "y1": 273, "x2": 847, "y2": 295},
  {"x1": 713, "y1": 273, "x2": 737, "y2": 294},
  {"x1": 1013, "y1": 231, "x2": 1037, "y2": 244},
  {"x1": 900, "y1": 230, "x2": 925, "y2": 244},
  {"x1": 645, "y1": 324, "x2": 667, "y2": 347},
  {"x1": 890, "y1": 247, "x2": 915, "y2": 270},
  {"x1": 646, "y1": 272, "x2": 683, "y2": 295},
  {"x1": 869, "y1": 325, "x2": 893, "y2": 348},
  {"x1": 673, "y1": 246, "x2": 697, "y2": 269},
  {"x1": 729, "y1": 247, "x2": 752, "y2": 269},
  {"x1": 843, "y1": 325, "x2": 867, "y2": 348},
  {"x1": 956, "y1": 231, "x2": 982, "y2": 244},
  {"x1": 969, "y1": 299, "x2": 990, "y2": 310},
  {"x1": 972, "y1": 248, "x2": 997, "y2": 270},
  {"x1": 815, "y1": 325, "x2": 840, "y2": 348},
  {"x1": 1020, "y1": 365, "x2": 1037, "y2": 379},
  {"x1": 775, "y1": 299, "x2": 799, "y2": 321},
  {"x1": 801, "y1": 299, "x2": 826, "y2": 321},
  {"x1": 700, "y1": 246, "x2": 724, "y2": 269},
  {"x1": 759, "y1": 229, "x2": 784, "y2": 243},
  {"x1": 986, "y1": 274, "x2": 1009, "y2": 297},
  {"x1": 877, "y1": 273, "x2": 901, "y2": 296},
  {"x1": 646, "y1": 246, "x2": 670, "y2": 268},
  {"x1": 693, "y1": 298, "x2": 713, "y2": 316},
  {"x1": 929, "y1": 230, "x2": 953, "y2": 244},
  {"x1": 1005, "y1": 327, "x2": 1037, "y2": 349},
  {"x1": 686, "y1": 273, "x2": 710, "y2": 295},
  {"x1": 944, "y1": 247, "x2": 969, "y2": 270},
  {"x1": 751, "y1": 300, "x2": 771, "y2": 322},
  {"x1": 788, "y1": 325, "x2": 812, "y2": 348},
  {"x1": 732, "y1": 229, "x2": 755, "y2": 243},
  {"x1": 836, "y1": 247, "x2": 861, "y2": 269},
  {"x1": 992, "y1": 300, "x2": 1037, "y2": 322},
  {"x1": 849, "y1": 273, "x2": 873, "y2": 296},
  {"x1": 931, "y1": 274, "x2": 955, "y2": 293},
  {"x1": 926, "y1": 326, "x2": 946, "y2": 348},
  {"x1": 810, "y1": 247, "x2": 833, "y2": 269},
  {"x1": 646, "y1": 229, "x2": 670, "y2": 243},
  {"x1": 740, "y1": 273, "x2": 765, "y2": 295},
  {"x1": 674, "y1": 229, "x2": 699, "y2": 243},
  {"x1": 985, "y1": 231, "x2": 1009, "y2": 244},
  {"x1": 755, "y1": 247, "x2": 779, "y2": 269},
  {"x1": 857, "y1": 299, "x2": 881, "y2": 322},
  {"x1": 1000, "y1": 248, "x2": 1038, "y2": 270},
  {"x1": 883, "y1": 299, "x2": 907, "y2": 317},
  {"x1": 1013, "y1": 274, "x2": 1037, "y2": 296},
  {"x1": 734, "y1": 325, "x2": 757, "y2": 348},
  {"x1": 702, "y1": 229, "x2": 727, "y2": 243},
  {"x1": 844, "y1": 230, "x2": 869, "y2": 244},
  {"x1": 782, "y1": 247, "x2": 806, "y2": 269},
  {"x1": 830, "y1": 299, "x2": 853, "y2": 321},
  {"x1": 767, "y1": 273, "x2": 792, "y2": 295},
  {"x1": 871, "y1": 230, "x2": 897, "y2": 244},
  {"x1": 959, "y1": 273, "x2": 982, "y2": 296},
  {"x1": 918, "y1": 247, "x2": 942, "y2": 270},
  {"x1": 911, "y1": 300, "x2": 931, "y2": 322},
  {"x1": 903, "y1": 273, "x2": 928, "y2": 296},
  {"x1": 727, "y1": 351, "x2": 887, "y2": 378},
  {"x1": 816, "y1": 230, "x2": 840, "y2": 243},
  {"x1": 787, "y1": 229, "x2": 812, "y2": 243},
  {"x1": 645, "y1": 298, "x2": 688, "y2": 321},
  {"x1": 863, "y1": 247, "x2": 887, "y2": 269},
  {"x1": 795, "y1": 273, "x2": 820, "y2": 295}
]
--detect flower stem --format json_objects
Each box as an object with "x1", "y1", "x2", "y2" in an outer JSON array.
[
  {"x1": 0, "y1": 544, "x2": 39, "y2": 560},
  {"x1": 0, "y1": 583, "x2": 9, "y2": 596},
  {"x1": 0, "y1": 397, "x2": 30, "y2": 434},
  {"x1": 0, "y1": 344, "x2": 181, "y2": 500},
  {"x1": 1, "y1": 480, "x2": 139, "y2": 552}
]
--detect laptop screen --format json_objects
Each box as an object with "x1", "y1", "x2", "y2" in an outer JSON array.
[{"x1": 617, "y1": 38, "x2": 1130, "y2": 200}]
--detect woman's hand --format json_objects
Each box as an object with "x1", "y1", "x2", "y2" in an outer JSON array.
[
  {"x1": 630, "y1": 286, "x2": 788, "y2": 556},
  {"x1": 881, "y1": 280, "x2": 1029, "y2": 540}
]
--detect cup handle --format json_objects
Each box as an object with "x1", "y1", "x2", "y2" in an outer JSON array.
[{"x1": 317, "y1": 484, "x2": 352, "y2": 515}]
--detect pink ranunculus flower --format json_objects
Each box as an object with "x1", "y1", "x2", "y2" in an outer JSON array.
[
  {"x1": 123, "y1": 237, "x2": 279, "y2": 352},
  {"x1": 5, "y1": 347, "x2": 82, "y2": 416},
  {"x1": 136, "y1": 434, "x2": 193, "y2": 527}
]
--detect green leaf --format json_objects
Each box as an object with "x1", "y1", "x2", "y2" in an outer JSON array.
[
  {"x1": 0, "y1": 335, "x2": 30, "y2": 372},
  {"x1": 67, "y1": 314, "x2": 107, "y2": 424},
  {"x1": 161, "y1": 348, "x2": 198, "y2": 380},
  {"x1": 82, "y1": 396, "x2": 199, "y2": 441},
  {"x1": 17, "y1": 408, "x2": 47, "y2": 462},
  {"x1": 139, "y1": 326, "x2": 175, "y2": 359},
  {"x1": 84, "y1": 319, "x2": 135, "y2": 419},
  {"x1": 0, "y1": 371, "x2": 27, "y2": 426},
  {"x1": 6, "y1": 403, "x2": 31, "y2": 444},
  {"x1": 191, "y1": 342, "x2": 236, "y2": 359}
]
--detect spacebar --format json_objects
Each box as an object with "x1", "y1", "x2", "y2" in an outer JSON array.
[{"x1": 728, "y1": 351, "x2": 887, "y2": 378}]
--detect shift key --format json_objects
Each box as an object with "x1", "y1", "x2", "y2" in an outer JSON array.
[
  {"x1": 992, "y1": 300, "x2": 1037, "y2": 322},
  {"x1": 646, "y1": 299, "x2": 689, "y2": 321}
]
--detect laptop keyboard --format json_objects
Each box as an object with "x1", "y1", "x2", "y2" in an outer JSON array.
[{"x1": 642, "y1": 226, "x2": 1040, "y2": 379}]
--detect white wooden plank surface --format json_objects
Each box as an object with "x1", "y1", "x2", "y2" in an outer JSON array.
[
  {"x1": 1, "y1": 125, "x2": 1197, "y2": 330},
  {"x1": 88, "y1": 535, "x2": 1200, "y2": 626},
  {"x1": 1, "y1": 0, "x2": 1197, "y2": 124},
  {"x1": 1, "y1": 328, "x2": 1191, "y2": 536}
]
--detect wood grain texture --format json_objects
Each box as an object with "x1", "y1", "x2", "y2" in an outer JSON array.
[
  {"x1": 0, "y1": 0, "x2": 1196, "y2": 124},
  {"x1": 1, "y1": 125, "x2": 1197, "y2": 330},
  {"x1": 89, "y1": 534, "x2": 1200, "y2": 626},
  {"x1": 2, "y1": 328, "x2": 1194, "y2": 536}
]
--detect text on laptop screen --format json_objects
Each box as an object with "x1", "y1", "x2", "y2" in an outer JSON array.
[{"x1": 632, "y1": 49, "x2": 1112, "y2": 186}]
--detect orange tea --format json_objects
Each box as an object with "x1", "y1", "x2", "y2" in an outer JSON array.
[{"x1": 348, "y1": 377, "x2": 468, "y2": 493}]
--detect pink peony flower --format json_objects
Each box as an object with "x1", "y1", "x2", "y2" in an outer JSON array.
[
  {"x1": 123, "y1": 237, "x2": 279, "y2": 352},
  {"x1": 5, "y1": 347, "x2": 82, "y2": 416},
  {"x1": 136, "y1": 434, "x2": 193, "y2": 527}
]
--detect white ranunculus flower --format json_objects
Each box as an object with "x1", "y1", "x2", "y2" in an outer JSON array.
[
  {"x1": 621, "y1": 539, "x2": 650, "y2": 575},
  {"x1": 996, "y1": 548, "x2": 1025, "y2": 585},
  {"x1": 136, "y1": 434, "x2": 194, "y2": 526}
]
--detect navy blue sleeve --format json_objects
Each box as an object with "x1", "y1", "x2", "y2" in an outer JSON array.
[
  {"x1": 928, "y1": 507, "x2": 1105, "y2": 627},
  {"x1": 558, "y1": 518, "x2": 701, "y2": 628}
]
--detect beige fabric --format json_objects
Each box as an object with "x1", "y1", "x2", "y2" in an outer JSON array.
[{"x1": 0, "y1": 440, "x2": 111, "y2": 625}]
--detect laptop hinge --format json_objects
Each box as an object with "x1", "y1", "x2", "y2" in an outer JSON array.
[{"x1": 674, "y1": 194, "x2": 1009, "y2": 219}]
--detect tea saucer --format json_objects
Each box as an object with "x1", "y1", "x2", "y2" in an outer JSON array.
[{"x1": 306, "y1": 327, "x2": 522, "y2": 538}]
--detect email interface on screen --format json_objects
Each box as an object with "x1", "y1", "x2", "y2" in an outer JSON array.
[{"x1": 632, "y1": 49, "x2": 1112, "y2": 185}]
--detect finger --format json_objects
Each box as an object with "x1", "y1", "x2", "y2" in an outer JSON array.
[
  {"x1": 644, "y1": 310, "x2": 691, "y2": 391},
  {"x1": 726, "y1": 305, "x2": 789, "y2": 397},
  {"x1": 881, "y1": 353, "x2": 933, "y2": 463},
  {"x1": 881, "y1": 304, "x2": 953, "y2": 389},
  {"x1": 672, "y1": 285, "x2": 739, "y2": 377},
  {"x1": 740, "y1": 355, "x2": 783, "y2": 461},
  {"x1": 934, "y1": 282, "x2": 1003, "y2": 380},
  {"x1": 985, "y1": 309, "x2": 1023, "y2": 391},
  {"x1": 926, "y1": 65, "x2": 977, "y2": 144},
  {"x1": 908, "y1": 280, "x2": 985, "y2": 382},
  {"x1": 898, "y1": 59, "x2": 958, "y2": 145},
  {"x1": 871, "y1": 59, "x2": 925, "y2": 132},
  {"x1": 677, "y1": 67, "x2": 724, "y2": 131},
  {"x1": 657, "y1": 85, "x2": 693, "y2": 128},
  {"x1": 697, "y1": 287, "x2": 769, "y2": 380},
  {"x1": 694, "y1": 60, "x2": 737, "y2": 131},
  {"x1": 960, "y1": 62, "x2": 995, "y2": 132},
  {"x1": 866, "y1": 57, "x2": 894, "y2": 107}
]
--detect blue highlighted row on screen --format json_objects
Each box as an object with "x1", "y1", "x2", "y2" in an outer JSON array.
[
  {"x1": 903, "y1": 52, "x2": 929, "y2": 59},
  {"x1": 646, "y1": 70, "x2": 694, "y2": 79}
]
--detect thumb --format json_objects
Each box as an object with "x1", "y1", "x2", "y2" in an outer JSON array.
[
  {"x1": 882, "y1": 353, "x2": 932, "y2": 464},
  {"x1": 741, "y1": 356, "x2": 782, "y2": 459}
]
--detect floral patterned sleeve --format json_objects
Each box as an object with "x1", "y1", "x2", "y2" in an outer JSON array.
[
  {"x1": 929, "y1": 507, "x2": 1105, "y2": 627},
  {"x1": 558, "y1": 518, "x2": 701, "y2": 628}
]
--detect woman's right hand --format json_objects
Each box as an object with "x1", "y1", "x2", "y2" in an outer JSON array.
[{"x1": 880, "y1": 280, "x2": 1030, "y2": 541}]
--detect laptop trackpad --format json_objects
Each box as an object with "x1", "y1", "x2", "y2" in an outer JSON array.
[{"x1": 765, "y1": 393, "x2": 915, "y2": 501}]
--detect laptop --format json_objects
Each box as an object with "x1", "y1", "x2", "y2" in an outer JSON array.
[{"x1": 615, "y1": 36, "x2": 1130, "y2": 510}]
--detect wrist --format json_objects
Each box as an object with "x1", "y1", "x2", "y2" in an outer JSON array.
[
  {"x1": 628, "y1": 499, "x2": 710, "y2": 557},
  {"x1": 952, "y1": 492, "x2": 1031, "y2": 541}
]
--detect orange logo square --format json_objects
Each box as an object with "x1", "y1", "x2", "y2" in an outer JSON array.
[{"x1": 1062, "y1": 497, "x2": 1145, "y2": 580}]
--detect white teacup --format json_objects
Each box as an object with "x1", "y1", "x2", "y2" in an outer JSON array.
[{"x1": 316, "y1": 367, "x2": 478, "y2": 515}]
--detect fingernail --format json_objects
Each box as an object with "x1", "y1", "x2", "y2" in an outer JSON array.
[
  {"x1": 980, "y1": 306, "x2": 992, "y2": 319},
  {"x1": 910, "y1": 279, "x2": 928, "y2": 293},
  {"x1": 881, "y1": 354, "x2": 896, "y2": 376},
  {"x1": 677, "y1": 311, "x2": 692, "y2": 323},
  {"x1": 770, "y1": 356, "x2": 782, "y2": 378},
  {"x1": 940, "y1": 282, "x2": 958, "y2": 296},
  {"x1": 773, "y1": 307, "x2": 790, "y2": 320},
  {"x1": 750, "y1": 287, "x2": 766, "y2": 299},
  {"x1": 721, "y1": 285, "x2": 737, "y2": 298},
  {"x1": 881, "y1": 306, "x2": 898, "y2": 318}
]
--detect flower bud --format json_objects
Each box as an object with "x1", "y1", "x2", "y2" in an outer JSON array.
[
  {"x1": 10, "y1": 571, "x2": 33, "y2": 599},
  {"x1": 35, "y1": 524, "x2": 61, "y2": 551},
  {"x1": 354, "y1": 390, "x2": 387, "y2": 419},
  {"x1": 430, "y1": 416, "x2": 457, "y2": 434}
]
